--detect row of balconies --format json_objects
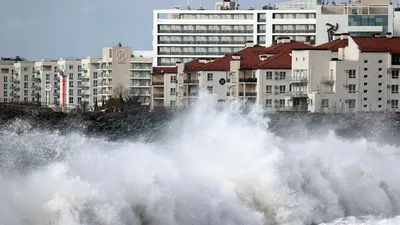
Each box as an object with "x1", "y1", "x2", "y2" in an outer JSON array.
[
  {"x1": 272, "y1": 29, "x2": 316, "y2": 33},
  {"x1": 158, "y1": 41, "x2": 249, "y2": 45},
  {"x1": 158, "y1": 30, "x2": 253, "y2": 34},
  {"x1": 158, "y1": 51, "x2": 233, "y2": 56}
]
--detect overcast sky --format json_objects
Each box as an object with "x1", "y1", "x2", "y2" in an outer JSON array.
[{"x1": 0, "y1": 0, "x2": 272, "y2": 60}]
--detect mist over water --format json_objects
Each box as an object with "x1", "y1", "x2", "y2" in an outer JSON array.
[{"x1": 1, "y1": 94, "x2": 400, "y2": 225}]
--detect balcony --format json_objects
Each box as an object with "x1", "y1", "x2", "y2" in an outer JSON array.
[
  {"x1": 153, "y1": 94, "x2": 164, "y2": 98},
  {"x1": 31, "y1": 77, "x2": 41, "y2": 82},
  {"x1": 184, "y1": 79, "x2": 199, "y2": 84},
  {"x1": 321, "y1": 76, "x2": 335, "y2": 85},
  {"x1": 239, "y1": 92, "x2": 257, "y2": 97},
  {"x1": 10, "y1": 86, "x2": 20, "y2": 91},
  {"x1": 275, "y1": 106, "x2": 309, "y2": 112},
  {"x1": 11, "y1": 79, "x2": 20, "y2": 83},
  {"x1": 33, "y1": 85, "x2": 41, "y2": 91},
  {"x1": 239, "y1": 78, "x2": 257, "y2": 83},
  {"x1": 286, "y1": 91, "x2": 308, "y2": 98},
  {"x1": 78, "y1": 84, "x2": 89, "y2": 89},
  {"x1": 152, "y1": 82, "x2": 164, "y2": 86},
  {"x1": 287, "y1": 76, "x2": 308, "y2": 84},
  {"x1": 10, "y1": 93, "x2": 20, "y2": 98},
  {"x1": 273, "y1": 30, "x2": 316, "y2": 33}
]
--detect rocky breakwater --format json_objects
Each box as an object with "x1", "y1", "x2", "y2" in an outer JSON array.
[{"x1": 1, "y1": 103, "x2": 400, "y2": 145}]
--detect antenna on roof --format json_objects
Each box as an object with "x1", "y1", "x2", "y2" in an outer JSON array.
[
  {"x1": 237, "y1": 0, "x2": 240, "y2": 9},
  {"x1": 187, "y1": 0, "x2": 190, "y2": 9},
  {"x1": 199, "y1": 0, "x2": 203, "y2": 9}
]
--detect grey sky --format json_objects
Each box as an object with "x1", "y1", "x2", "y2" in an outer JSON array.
[{"x1": 0, "y1": 0, "x2": 274, "y2": 60}]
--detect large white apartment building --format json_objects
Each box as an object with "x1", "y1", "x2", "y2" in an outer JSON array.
[
  {"x1": 130, "y1": 51, "x2": 152, "y2": 105},
  {"x1": 153, "y1": 0, "x2": 398, "y2": 66},
  {"x1": 34, "y1": 59, "x2": 59, "y2": 106}
]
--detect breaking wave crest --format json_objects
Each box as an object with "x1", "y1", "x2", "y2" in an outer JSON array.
[{"x1": 1, "y1": 94, "x2": 400, "y2": 225}]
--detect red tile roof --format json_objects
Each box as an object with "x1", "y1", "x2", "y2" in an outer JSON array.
[
  {"x1": 352, "y1": 37, "x2": 400, "y2": 53},
  {"x1": 259, "y1": 52, "x2": 292, "y2": 69},
  {"x1": 314, "y1": 38, "x2": 349, "y2": 51},
  {"x1": 152, "y1": 66, "x2": 177, "y2": 74},
  {"x1": 184, "y1": 58, "x2": 215, "y2": 71},
  {"x1": 197, "y1": 41, "x2": 310, "y2": 71}
]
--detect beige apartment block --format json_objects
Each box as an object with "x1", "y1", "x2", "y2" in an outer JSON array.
[
  {"x1": 81, "y1": 56, "x2": 102, "y2": 108},
  {"x1": 12, "y1": 60, "x2": 36, "y2": 102},
  {"x1": 130, "y1": 51, "x2": 152, "y2": 105},
  {"x1": 57, "y1": 58, "x2": 86, "y2": 109},
  {"x1": 34, "y1": 60, "x2": 58, "y2": 106},
  {"x1": 0, "y1": 58, "x2": 15, "y2": 103}
]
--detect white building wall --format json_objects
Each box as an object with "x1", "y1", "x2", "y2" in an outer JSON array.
[
  {"x1": 57, "y1": 59, "x2": 83, "y2": 109},
  {"x1": 163, "y1": 72, "x2": 179, "y2": 108},
  {"x1": 198, "y1": 70, "x2": 227, "y2": 101},
  {"x1": 394, "y1": 11, "x2": 400, "y2": 36},
  {"x1": 257, "y1": 69, "x2": 292, "y2": 111}
]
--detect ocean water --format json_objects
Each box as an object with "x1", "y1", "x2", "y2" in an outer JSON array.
[{"x1": 1, "y1": 94, "x2": 400, "y2": 225}]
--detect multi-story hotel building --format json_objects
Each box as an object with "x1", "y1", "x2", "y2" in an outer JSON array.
[{"x1": 153, "y1": 0, "x2": 398, "y2": 66}]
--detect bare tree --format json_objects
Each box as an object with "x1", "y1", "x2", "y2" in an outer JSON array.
[{"x1": 110, "y1": 83, "x2": 143, "y2": 110}]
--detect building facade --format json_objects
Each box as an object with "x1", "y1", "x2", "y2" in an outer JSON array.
[
  {"x1": 130, "y1": 51, "x2": 152, "y2": 105},
  {"x1": 0, "y1": 58, "x2": 16, "y2": 103},
  {"x1": 153, "y1": 0, "x2": 398, "y2": 66}
]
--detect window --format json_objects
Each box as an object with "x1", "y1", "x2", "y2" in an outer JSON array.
[
  {"x1": 94, "y1": 72, "x2": 98, "y2": 79},
  {"x1": 3, "y1": 91, "x2": 7, "y2": 96},
  {"x1": 321, "y1": 99, "x2": 329, "y2": 108},
  {"x1": 69, "y1": 89, "x2": 74, "y2": 95},
  {"x1": 379, "y1": 68, "x2": 383, "y2": 71},
  {"x1": 279, "y1": 85, "x2": 286, "y2": 94},
  {"x1": 170, "y1": 88, "x2": 176, "y2": 95},
  {"x1": 3, "y1": 84, "x2": 7, "y2": 89},
  {"x1": 170, "y1": 76, "x2": 176, "y2": 83},
  {"x1": 69, "y1": 81, "x2": 74, "y2": 87},
  {"x1": 24, "y1": 90, "x2": 28, "y2": 96},
  {"x1": 349, "y1": 70, "x2": 356, "y2": 79},
  {"x1": 207, "y1": 86, "x2": 213, "y2": 93},
  {"x1": 349, "y1": 99, "x2": 356, "y2": 108},
  {"x1": 3, "y1": 77, "x2": 7, "y2": 82},
  {"x1": 364, "y1": 98, "x2": 368, "y2": 101},
  {"x1": 392, "y1": 70, "x2": 399, "y2": 79},
  {"x1": 349, "y1": 85, "x2": 356, "y2": 93},
  {"x1": 378, "y1": 105, "x2": 382, "y2": 108},
  {"x1": 364, "y1": 90, "x2": 368, "y2": 93},
  {"x1": 378, "y1": 83, "x2": 382, "y2": 86},
  {"x1": 46, "y1": 74, "x2": 50, "y2": 80},
  {"x1": 266, "y1": 99, "x2": 272, "y2": 107},
  {"x1": 364, "y1": 68, "x2": 368, "y2": 71},
  {"x1": 24, "y1": 75, "x2": 28, "y2": 81},
  {"x1": 279, "y1": 99, "x2": 285, "y2": 107},
  {"x1": 266, "y1": 85, "x2": 272, "y2": 93},
  {"x1": 364, "y1": 60, "x2": 368, "y2": 63},
  {"x1": 207, "y1": 73, "x2": 213, "y2": 81},
  {"x1": 379, "y1": 60, "x2": 383, "y2": 63},
  {"x1": 170, "y1": 100, "x2": 176, "y2": 106},
  {"x1": 364, "y1": 82, "x2": 368, "y2": 86},
  {"x1": 266, "y1": 72, "x2": 272, "y2": 80},
  {"x1": 69, "y1": 73, "x2": 73, "y2": 79},
  {"x1": 392, "y1": 85, "x2": 399, "y2": 94},
  {"x1": 363, "y1": 105, "x2": 368, "y2": 108},
  {"x1": 378, "y1": 90, "x2": 382, "y2": 93},
  {"x1": 364, "y1": 75, "x2": 368, "y2": 78},
  {"x1": 69, "y1": 97, "x2": 73, "y2": 104},
  {"x1": 279, "y1": 72, "x2": 286, "y2": 80},
  {"x1": 391, "y1": 100, "x2": 399, "y2": 109},
  {"x1": 378, "y1": 75, "x2": 382, "y2": 78},
  {"x1": 378, "y1": 97, "x2": 382, "y2": 101},
  {"x1": 69, "y1": 65, "x2": 73, "y2": 70}
]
